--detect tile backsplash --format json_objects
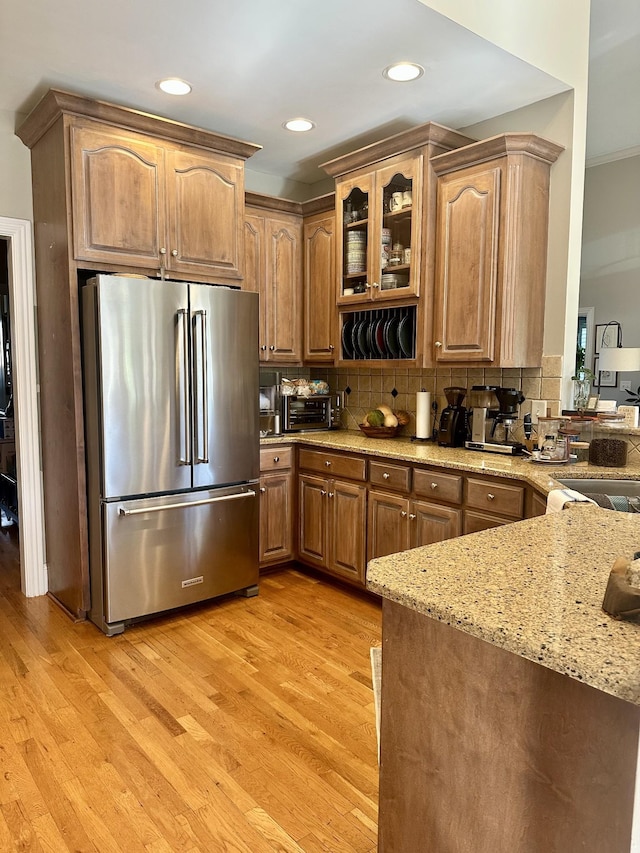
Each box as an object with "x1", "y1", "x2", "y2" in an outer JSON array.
[{"x1": 292, "y1": 355, "x2": 564, "y2": 436}]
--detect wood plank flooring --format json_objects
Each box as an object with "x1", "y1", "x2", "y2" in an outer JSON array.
[{"x1": 0, "y1": 527, "x2": 382, "y2": 852}]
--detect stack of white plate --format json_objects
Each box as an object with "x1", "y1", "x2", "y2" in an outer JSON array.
[
  {"x1": 381, "y1": 272, "x2": 409, "y2": 290},
  {"x1": 346, "y1": 231, "x2": 366, "y2": 273}
]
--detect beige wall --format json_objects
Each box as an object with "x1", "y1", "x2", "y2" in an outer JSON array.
[
  {"x1": 579, "y1": 154, "x2": 640, "y2": 404},
  {"x1": 0, "y1": 110, "x2": 33, "y2": 221}
]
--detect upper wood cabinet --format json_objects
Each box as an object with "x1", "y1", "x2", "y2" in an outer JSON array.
[
  {"x1": 321, "y1": 121, "x2": 474, "y2": 365},
  {"x1": 302, "y1": 195, "x2": 336, "y2": 363},
  {"x1": 431, "y1": 133, "x2": 563, "y2": 368},
  {"x1": 244, "y1": 194, "x2": 303, "y2": 364},
  {"x1": 71, "y1": 122, "x2": 247, "y2": 282}
]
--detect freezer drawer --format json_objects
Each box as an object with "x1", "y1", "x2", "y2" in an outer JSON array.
[{"x1": 96, "y1": 485, "x2": 258, "y2": 630}]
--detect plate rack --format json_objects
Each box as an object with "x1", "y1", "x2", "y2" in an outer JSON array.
[{"x1": 340, "y1": 305, "x2": 416, "y2": 361}]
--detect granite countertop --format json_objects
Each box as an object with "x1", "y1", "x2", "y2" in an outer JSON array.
[
  {"x1": 367, "y1": 507, "x2": 640, "y2": 705},
  {"x1": 261, "y1": 430, "x2": 640, "y2": 495}
]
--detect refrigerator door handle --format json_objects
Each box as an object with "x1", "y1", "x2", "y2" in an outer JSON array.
[
  {"x1": 118, "y1": 489, "x2": 256, "y2": 516},
  {"x1": 177, "y1": 308, "x2": 191, "y2": 465},
  {"x1": 193, "y1": 309, "x2": 209, "y2": 464}
]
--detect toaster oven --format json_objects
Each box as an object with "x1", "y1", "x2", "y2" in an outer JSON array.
[{"x1": 282, "y1": 394, "x2": 342, "y2": 432}]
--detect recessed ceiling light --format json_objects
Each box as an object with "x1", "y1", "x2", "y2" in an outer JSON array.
[
  {"x1": 283, "y1": 118, "x2": 315, "y2": 132},
  {"x1": 156, "y1": 78, "x2": 192, "y2": 96},
  {"x1": 383, "y1": 62, "x2": 424, "y2": 82}
]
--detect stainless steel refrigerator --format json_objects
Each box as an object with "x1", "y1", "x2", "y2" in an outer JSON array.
[{"x1": 82, "y1": 274, "x2": 259, "y2": 635}]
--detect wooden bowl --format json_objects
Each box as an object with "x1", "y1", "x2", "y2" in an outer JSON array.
[{"x1": 359, "y1": 424, "x2": 400, "y2": 439}]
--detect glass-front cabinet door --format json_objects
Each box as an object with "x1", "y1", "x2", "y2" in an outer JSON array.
[{"x1": 336, "y1": 153, "x2": 423, "y2": 306}]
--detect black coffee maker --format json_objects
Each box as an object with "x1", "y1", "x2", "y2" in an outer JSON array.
[{"x1": 438, "y1": 387, "x2": 468, "y2": 447}]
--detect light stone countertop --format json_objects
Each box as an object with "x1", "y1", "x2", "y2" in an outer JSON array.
[
  {"x1": 262, "y1": 430, "x2": 640, "y2": 704},
  {"x1": 261, "y1": 430, "x2": 640, "y2": 495},
  {"x1": 367, "y1": 508, "x2": 640, "y2": 705}
]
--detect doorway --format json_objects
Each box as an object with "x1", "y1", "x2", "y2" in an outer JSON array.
[{"x1": 0, "y1": 217, "x2": 46, "y2": 596}]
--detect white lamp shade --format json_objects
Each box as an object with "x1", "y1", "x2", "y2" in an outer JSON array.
[{"x1": 598, "y1": 346, "x2": 640, "y2": 373}]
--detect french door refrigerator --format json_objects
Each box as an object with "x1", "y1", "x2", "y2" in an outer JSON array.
[{"x1": 82, "y1": 274, "x2": 259, "y2": 635}]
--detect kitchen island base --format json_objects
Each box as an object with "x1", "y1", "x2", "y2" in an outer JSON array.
[{"x1": 378, "y1": 599, "x2": 640, "y2": 852}]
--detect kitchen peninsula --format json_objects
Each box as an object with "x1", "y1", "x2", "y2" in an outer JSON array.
[{"x1": 367, "y1": 504, "x2": 640, "y2": 852}]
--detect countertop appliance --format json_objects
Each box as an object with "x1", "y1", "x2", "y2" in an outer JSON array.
[
  {"x1": 282, "y1": 393, "x2": 342, "y2": 432},
  {"x1": 465, "y1": 386, "x2": 526, "y2": 455},
  {"x1": 437, "y1": 386, "x2": 468, "y2": 447},
  {"x1": 82, "y1": 274, "x2": 260, "y2": 635},
  {"x1": 259, "y1": 369, "x2": 282, "y2": 437}
]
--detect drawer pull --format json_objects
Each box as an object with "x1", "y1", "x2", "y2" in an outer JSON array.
[
  {"x1": 400, "y1": 510, "x2": 407, "y2": 518},
  {"x1": 273, "y1": 456, "x2": 280, "y2": 463},
  {"x1": 430, "y1": 482, "x2": 438, "y2": 490},
  {"x1": 325, "y1": 460, "x2": 331, "y2": 467},
  {"x1": 487, "y1": 493, "x2": 495, "y2": 501},
  {"x1": 383, "y1": 472, "x2": 390, "y2": 480},
  {"x1": 409, "y1": 513, "x2": 416, "y2": 520}
]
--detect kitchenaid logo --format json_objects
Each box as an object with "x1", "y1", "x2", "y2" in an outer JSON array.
[{"x1": 182, "y1": 576, "x2": 204, "y2": 588}]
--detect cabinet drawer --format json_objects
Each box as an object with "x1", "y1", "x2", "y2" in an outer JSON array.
[
  {"x1": 413, "y1": 469, "x2": 463, "y2": 504},
  {"x1": 298, "y1": 448, "x2": 366, "y2": 482},
  {"x1": 369, "y1": 461, "x2": 411, "y2": 492},
  {"x1": 463, "y1": 510, "x2": 509, "y2": 535},
  {"x1": 260, "y1": 446, "x2": 293, "y2": 472},
  {"x1": 466, "y1": 477, "x2": 524, "y2": 519}
]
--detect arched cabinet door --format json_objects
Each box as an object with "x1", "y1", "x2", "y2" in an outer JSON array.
[
  {"x1": 166, "y1": 148, "x2": 244, "y2": 281},
  {"x1": 71, "y1": 124, "x2": 166, "y2": 269}
]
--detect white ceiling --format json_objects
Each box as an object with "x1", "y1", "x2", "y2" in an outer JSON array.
[{"x1": 1, "y1": 0, "x2": 638, "y2": 186}]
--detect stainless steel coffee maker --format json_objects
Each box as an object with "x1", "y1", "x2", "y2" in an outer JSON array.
[{"x1": 466, "y1": 386, "x2": 526, "y2": 455}]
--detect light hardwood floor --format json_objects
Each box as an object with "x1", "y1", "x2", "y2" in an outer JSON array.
[{"x1": 0, "y1": 526, "x2": 381, "y2": 852}]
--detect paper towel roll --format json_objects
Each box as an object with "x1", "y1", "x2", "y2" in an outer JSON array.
[{"x1": 416, "y1": 391, "x2": 431, "y2": 439}]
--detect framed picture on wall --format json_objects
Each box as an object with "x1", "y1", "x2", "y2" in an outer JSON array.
[
  {"x1": 593, "y1": 356, "x2": 617, "y2": 387},
  {"x1": 594, "y1": 323, "x2": 620, "y2": 354}
]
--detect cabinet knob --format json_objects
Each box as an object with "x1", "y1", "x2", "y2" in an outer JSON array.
[
  {"x1": 273, "y1": 456, "x2": 279, "y2": 463},
  {"x1": 259, "y1": 487, "x2": 266, "y2": 494},
  {"x1": 269, "y1": 345, "x2": 276, "y2": 351},
  {"x1": 171, "y1": 249, "x2": 178, "y2": 257},
  {"x1": 383, "y1": 472, "x2": 390, "y2": 480},
  {"x1": 435, "y1": 341, "x2": 442, "y2": 348},
  {"x1": 409, "y1": 513, "x2": 417, "y2": 521},
  {"x1": 400, "y1": 510, "x2": 407, "y2": 518},
  {"x1": 328, "y1": 492, "x2": 334, "y2": 499},
  {"x1": 260, "y1": 345, "x2": 267, "y2": 351},
  {"x1": 430, "y1": 482, "x2": 438, "y2": 490},
  {"x1": 487, "y1": 493, "x2": 495, "y2": 501},
  {"x1": 372, "y1": 281, "x2": 380, "y2": 289},
  {"x1": 324, "y1": 460, "x2": 331, "y2": 467},
  {"x1": 320, "y1": 489, "x2": 327, "y2": 497},
  {"x1": 329, "y1": 344, "x2": 335, "y2": 351},
  {"x1": 365, "y1": 282, "x2": 372, "y2": 289},
  {"x1": 159, "y1": 247, "x2": 167, "y2": 255}
]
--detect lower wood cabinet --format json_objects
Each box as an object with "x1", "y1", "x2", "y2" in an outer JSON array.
[
  {"x1": 298, "y1": 473, "x2": 367, "y2": 585},
  {"x1": 463, "y1": 474, "x2": 525, "y2": 534},
  {"x1": 259, "y1": 447, "x2": 294, "y2": 568},
  {"x1": 368, "y1": 491, "x2": 461, "y2": 560}
]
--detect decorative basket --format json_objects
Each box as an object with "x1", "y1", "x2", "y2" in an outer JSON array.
[{"x1": 359, "y1": 424, "x2": 400, "y2": 439}]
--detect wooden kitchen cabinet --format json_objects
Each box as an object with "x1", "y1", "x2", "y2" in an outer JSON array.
[
  {"x1": 71, "y1": 121, "x2": 251, "y2": 282},
  {"x1": 368, "y1": 491, "x2": 461, "y2": 560},
  {"x1": 298, "y1": 449, "x2": 367, "y2": 586},
  {"x1": 259, "y1": 447, "x2": 294, "y2": 568},
  {"x1": 463, "y1": 474, "x2": 525, "y2": 534},
  {"x1": 431, "y1": 133, "x2": 563, "y2": 367},
  {"x1": 244, "y1": 194, "x2": 303, "y2": 363},
  {"x1": 16, "y1": 89, "x2": 259, "y2": 618},
  {"x1": 302, "y1": 195, "x2": 336, "y2": 363},
  {"x1": 321, "y1": 121, "x2": 474, "y2": 365}
]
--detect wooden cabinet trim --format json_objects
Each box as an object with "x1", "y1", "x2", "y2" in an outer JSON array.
[
  {"x1": 17, "y1": 88, "x2": 261, "y2": 160},
  {"x1": 430, "y1": 132, "x2": 564, "y2": 176}
]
